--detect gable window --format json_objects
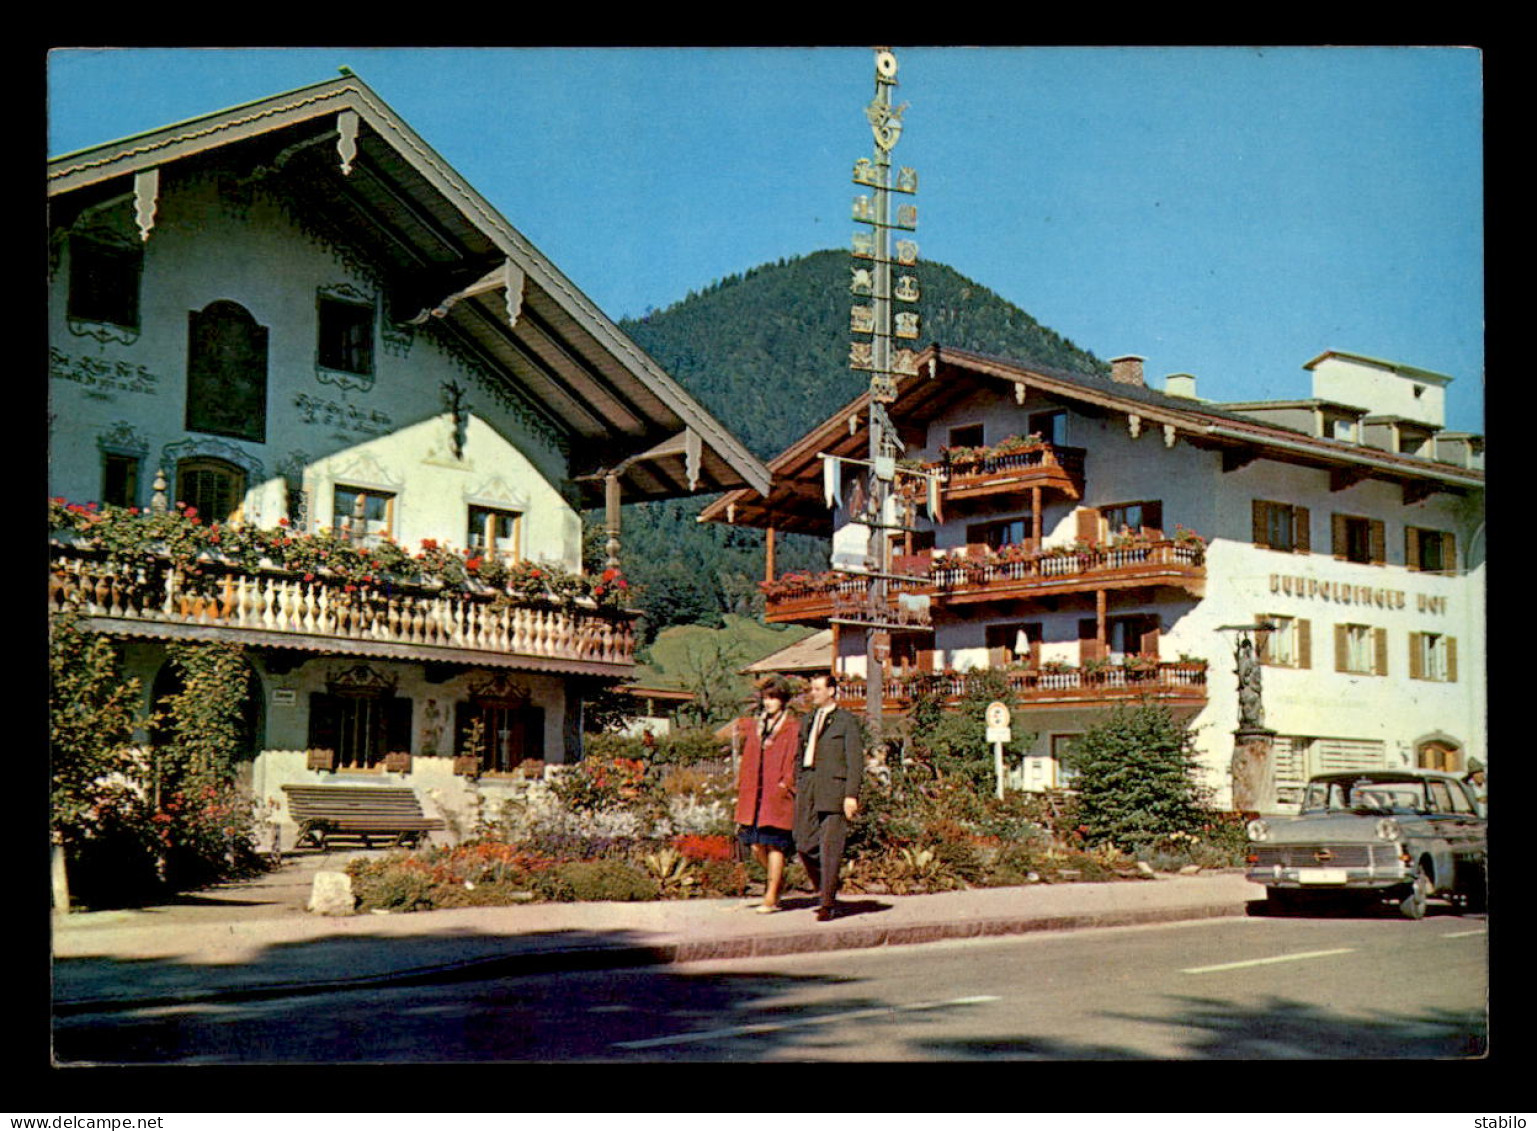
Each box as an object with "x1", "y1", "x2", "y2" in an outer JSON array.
[
  {"x1": 176, "y1": 457, "x2": 246, "y2": 524},
  {"x1": 68, "y1": 233, "x2": 142, "y2": 329},
  {"x1": 1252, "y1": 500, "x2": 1310, "y2": 554},
  {"x1": 1257, "y1": 614, "x2": 1311, "y2": 669},
  {"x1": 333, "y1": 486, "x2": 395, "y2": 544},
  {"x1": 1335, "y1": 623, "x2": 1388, "y2": 676},
  {"x1": 317, "y1": 296, "x2": 375, "y2": 377},
  {"x1": 1409, "y1": 632, "x2": 1458, "y2": 683},
  {"x1": 186, "y1": 300, "x2": 268, "y2": 443},
  {"x1": 1333, "y1": 514, "x2": 1384, "y2": 565},
  {"x1": 1406, "y1": 527, "x2": 1457, "y2": 574},
  {"x1": 101, "y1": 452, "x2": 141, "y2": 509},
  {"x1": 468, "y1": 505, "x2": 523, "y2": 560}
]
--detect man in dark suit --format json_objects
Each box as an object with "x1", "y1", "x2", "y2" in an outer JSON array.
[{"x1": 794, "y1": 671, "x2": 864, "y2": 921}]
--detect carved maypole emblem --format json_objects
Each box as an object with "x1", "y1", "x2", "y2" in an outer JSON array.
[{"x1": 847, "y1": 47, "x2": 924, "y2": 744}]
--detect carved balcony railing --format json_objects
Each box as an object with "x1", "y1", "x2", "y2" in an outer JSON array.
[
  {"x1": 935, "y1": 443, "x2": 1086, "y2": 503},
  {"x1": 928, "y1": 539, "x2": 1206, "y2": 604},
  {"x1": 762, "y1": 538, "x2": 1206, "y2": 623},
  {"x1": 48, "y1": 542, "x2": 637, "y2": 674},
  {"x1": 835, "y1": 661, "x2": 1209, "y2": 711}
]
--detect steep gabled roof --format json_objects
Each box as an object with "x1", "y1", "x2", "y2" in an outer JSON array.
[
  {"x1": 48, "y1": 72, "x2": 769, "y2": 506},
  {"x1": 699, "y1": 344, "x2": 1484, "y2": 535}
]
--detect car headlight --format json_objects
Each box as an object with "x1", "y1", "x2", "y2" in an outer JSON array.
[
  {"x1": 1246, "y1": 819, "x2": 1270, "y2": 842},
  {"x1": 1375, "y1": 818, "x2": 1402, "y2": 841}
]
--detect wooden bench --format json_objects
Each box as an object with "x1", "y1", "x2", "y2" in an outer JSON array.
[{"x1": 281, "y1": 784, "x2": 445, "y2": 851}]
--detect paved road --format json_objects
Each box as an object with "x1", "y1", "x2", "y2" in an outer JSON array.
[{"x1": 54, "y1": 910, "x2": 1487, "y2": 1063}]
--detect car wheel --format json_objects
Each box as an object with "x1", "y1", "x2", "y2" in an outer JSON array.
[{"x1": 1399, "y1": 867, "x2": 1431, "y2": 920}]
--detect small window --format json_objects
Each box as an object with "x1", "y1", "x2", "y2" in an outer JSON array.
[
  {"x1": 333, "y1": 486, "x2": 395, "y2": 544},
  {"x1": 1407, "y1": 527, "x2": 1456, "y2": 574},
  {"x1": 456, "y1": 700, "x2": 545, "y2": 775},
  {"x1": 186, "y1": 300, "x2": 268, "y2": 443},
  {"x1": 308, "y1": 691, "x2": 412, "y2": 772},
  {"x1": 1253, "y1": 500, "x2": 1310, "y2": 554},
  {"x1": 985, "y1": 622, "x2": 1041, "y2": 666},
  {"x1": 317, "y1": 297, "x2": 375, "y2": 376},
  {"x1": 1050, "y1": 734, "x2": 1081, "y2": 789},
  {"x1": 468, "y1": 505, "x2": 523, "y2": 560},
  {"x1": 1340, "y1": 516, "x2": 1371, "y2": 563},
  {"x1": 68, "y1": 233, "x2": 142, "y2": 328},
  {"x1": 947, "y1": 424, "x2": 984, "y2": 450},
  {"x1": 1258, "y1": 615, "x2": 1311, "y2": 670},
  {"x1": 1102, "y1": 501, "x2": 1163, "y2": 538},
  {"x1": 966, "y1": 517, "x2": 1030, "y2": 551},
  {"x1": 1332, "y1": 513, "x2": 1384, "y2": 565},
  {"x1": 1410, "y1": 632, "x2": 1457, "y2": 683},
  {"x1": 176, "y1": 458, "x2": 246, "y2": 524},
  {"x1": 1028, "y1": 410, "x2": 1066, "y2": 446},
  {"x1": 101, "y1": 453, "x2": 141, "y2": 509},
  {"x1": 1105, "y1": 614, "x2": 1159, "y2": 660},
  {"x1": 1336, "y1": 623, "x2": 1387, "y2": 676}
]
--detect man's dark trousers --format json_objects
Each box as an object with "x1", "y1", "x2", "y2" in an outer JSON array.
[{"x1": 793, "y1": 705, "x2": 863, "y2": 911}]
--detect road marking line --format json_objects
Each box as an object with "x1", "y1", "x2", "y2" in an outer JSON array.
[
  {"x1": 1182, "y1": 948, "x2": 1356, "y2": 974},
  {"x1": 1441, "y1": 929, "x2": 1487, "y2": 938},
  {"x1": 611, "y1": 994, "x2": 1000, "y2": 1050}
]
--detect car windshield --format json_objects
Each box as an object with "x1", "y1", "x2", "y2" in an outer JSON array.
[{"x1": 1302, "y1": 780, "x2": 1426, "y2": 814}]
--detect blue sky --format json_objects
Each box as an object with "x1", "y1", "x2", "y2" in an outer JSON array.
[{"x1": 48, "y1": 46, "x2": 1484, "y2": 434}]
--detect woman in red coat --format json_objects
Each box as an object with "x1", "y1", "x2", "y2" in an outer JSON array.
[{"x1": 735, "y1": 676, "x2": 801, "y2": 913}]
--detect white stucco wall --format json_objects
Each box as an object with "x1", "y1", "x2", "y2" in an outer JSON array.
[
  {"x1": 48, "y1": 172, "x2": 581, "y2": 570},
  {"x1": 834, "y1": 379, "x2": 1485, "y2": 809},
  {"x1": 1310, "y1": 355, "x2": 1448, "y2": 429}
]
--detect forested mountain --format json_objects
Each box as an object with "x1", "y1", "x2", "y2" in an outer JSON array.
[
  {"x1": 622, "y1": 249, "x2": 1106, "y2": 460},
  {"x1": 600, "y1": 249, "x2": 1108, "y2": 647}
]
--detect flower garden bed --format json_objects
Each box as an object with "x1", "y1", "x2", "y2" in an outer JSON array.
[{"x1": 340, "y1": 746, "x2": 1248, "y2": 914}]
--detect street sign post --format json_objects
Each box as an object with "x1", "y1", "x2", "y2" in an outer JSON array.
[{"x1": 985, "y1": 700, "x2": 1011, "y2": 799}]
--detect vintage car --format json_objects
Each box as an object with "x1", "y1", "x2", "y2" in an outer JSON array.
[{"x1": 1246, "y1": 769, "x2": 1486, "y2": 918}]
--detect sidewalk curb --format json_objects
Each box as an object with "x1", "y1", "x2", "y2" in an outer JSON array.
[{"x1": 54, "y1": 899, "x2": 1251, "y2": 1016}]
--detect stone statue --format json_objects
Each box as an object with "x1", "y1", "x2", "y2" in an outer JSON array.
[{"x1": 1236, "y1": 635, "x2": 1264, "y2": 730}]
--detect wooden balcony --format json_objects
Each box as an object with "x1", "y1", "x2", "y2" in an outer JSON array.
[
  {"x1": 836, "y1": 661, "x2": 1209, "y2": 712},
  {"x1": 762, "y1": 537, "x2": 1206, "y2": 624},
  {"x1": 929, "y1": 539, "x2": 1206, "y2": 604},
  {"x1": 48, "y1": 543, "x2": 638, "y2": 676},
  {"x1": 935, "y1": 443, "x2": 1086, "y2": 504}
]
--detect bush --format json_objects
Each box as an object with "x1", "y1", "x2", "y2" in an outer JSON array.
[
  {"x1": 585, "y1": 727, "x2": 728, "y2": 767},
  {"x1": 905, "y1": 669, "x2": 1035, "y2": 791},
  {"x1": 549, "y1": 756, "x2": 646, "y2": 813},
  {"x1": 532, "y1": 859, "x2": 660, "y2": 903},
  {"x1": 349, "y1": 858, "x2": 439, "y2": 912},
  {"x1": 1060, "y1": 703, "x2": 1212, "y2": 852},
  {"x1": 693, "y1": 859, "x2": 752, "y2": 898}
]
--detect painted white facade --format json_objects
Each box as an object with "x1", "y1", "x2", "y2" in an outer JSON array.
[
  {"x1": 49, "y1": 173, "x2": 581, "y2": 567},
  {"x1": 47, "y1": 77, "x2": 767, "y2": 849},
  {"x1": 1306, "y1": 351, "x2": 1449, "y2": 429},
  {"x1": 824, "y1": 364, "x2": 1484, "y2": 812}
]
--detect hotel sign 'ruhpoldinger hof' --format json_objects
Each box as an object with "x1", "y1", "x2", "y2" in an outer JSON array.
[{"x1": 1269, "y1": 573, "x2": 1450, "y2": 615}]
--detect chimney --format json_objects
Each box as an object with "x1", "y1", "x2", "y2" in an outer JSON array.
[
  {"x1": 1164, "y1": 372, "x2": 1199, "y2": 399},
  {"x1": 1109, "y1": 355, "x2": 1145, "y2": 387}
]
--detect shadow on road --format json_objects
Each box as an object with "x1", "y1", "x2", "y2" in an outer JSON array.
[
  {"x1": 54, "y1": 920, "x2": 1488, "y2": 1064},
  {"x1": 916, "y1": 994, "x2": 1487, "y2": 1060}
]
